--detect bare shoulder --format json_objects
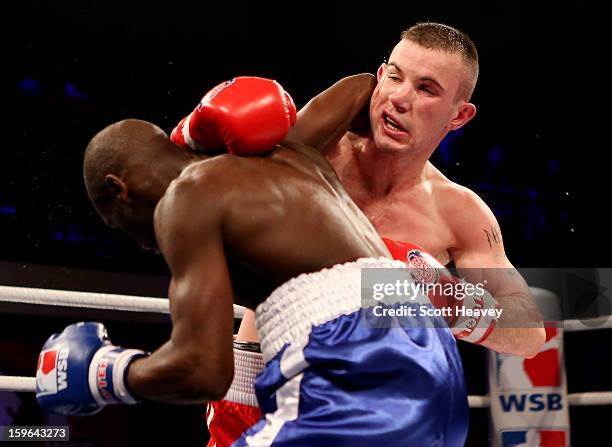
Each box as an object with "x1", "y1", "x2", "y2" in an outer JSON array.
[
  {"x1": 429, "y1": 167, "x2": 491, "y2": 216},
  {"x1": 430, "y1": 168, "x2": 502, "y2": 249},
  {"x1": 153, "y1": 157, "x2": 235, "y2": 256},
  {"x1": 179, "y1": 155, "x2": 241, "y2": 185},
  {"x1": 160, "y1": 158, "x2": 226, "y2": 209}
]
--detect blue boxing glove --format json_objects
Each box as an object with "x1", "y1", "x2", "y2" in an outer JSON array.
[{"x1": 36, "y1": 322, "x2": 148, "y2": 416}]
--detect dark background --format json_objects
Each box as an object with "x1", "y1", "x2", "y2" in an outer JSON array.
[
  {"x1": 4, "y1": 0, "x2": 611, "y2": 272},
  {"x1": 2, "y1": 0, "x2": 611, "y2": 445}
]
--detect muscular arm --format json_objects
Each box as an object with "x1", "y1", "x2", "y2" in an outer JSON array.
[
  {"x1": 127, "y1": 178, "x2": 235, "y2": 403},
  {"x1": 285, "y1": 73, "x2": 376, "y2": 155},
  {"x1": 234, "y1": 74, "x2": 377, "y2": 342},
  {"x1": 450, "y1": 188, "x2": 546, "y2": 358}
]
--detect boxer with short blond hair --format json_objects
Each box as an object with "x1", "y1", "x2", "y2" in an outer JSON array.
[
  {"x1": 324, "y1": 22, "x2": 544, "y2": 357},
  {"x1": 36, "y1": 75, "x2": 470, "y2": 446},
  {"x1": 205, "y1": 22, "x2": 545, "y2": 446}
]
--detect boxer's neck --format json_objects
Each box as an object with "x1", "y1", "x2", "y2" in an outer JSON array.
[
  {"x1": 353, "y1": 136, "x2": 431, "y2": 196},
  {"x1": 141, "y1": 151, "x2": 198, "y2": 204}
]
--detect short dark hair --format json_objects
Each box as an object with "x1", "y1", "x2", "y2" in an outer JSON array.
[
  {"x1": 401, "y1": 22, "x2": 479, "y2": 101},
  {"x1": 83, "y1": 122, "x2": 127, "y2": 211},
  {"x1": 83, "y1": 119, "x2": 162, "y2": 211}
]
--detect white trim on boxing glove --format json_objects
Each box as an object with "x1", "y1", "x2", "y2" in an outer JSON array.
[
  {"x1": 182, "y1": 113, "x2": 205, "y2": 152},
  {"x1": 88, "y1": 346, "x2": 148, "y2": 406},
  {"x1": 112, "y1": 348, "x2": 147, "y2": 404},
  {"x1": 452, "y1": 282, "x2": 500, "y2": 345}
]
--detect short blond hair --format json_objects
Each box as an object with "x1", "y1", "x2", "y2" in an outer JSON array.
[{"x1": 401, "y1": 22, "x2": 479, "y2": 101}]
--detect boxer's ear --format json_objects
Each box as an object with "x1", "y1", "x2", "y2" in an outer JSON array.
[
  {"x1": 448, "y1": 102, "x2": 477, "y2": 131},
  {"x1": 105, "y1": 174, "x2": 130, "y2": 203},
  {"x1": 377, "y1": 63, "x2": 387, "y2": 81}
]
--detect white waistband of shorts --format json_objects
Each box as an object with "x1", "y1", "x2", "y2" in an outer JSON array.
[
  {"x1": 223, "y1": 347, "x2": 264, "y2": 407},
  {"x1": 255, "y1": 257, "x2": 404, "y2": 363}
]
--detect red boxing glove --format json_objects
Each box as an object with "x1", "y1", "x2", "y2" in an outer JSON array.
[
  {"x1": 170, "y1": 77, "x2": 297, "y2": 155},
  {"x1": 382, "y1": 237, "x2": 499, "y2": 345}
]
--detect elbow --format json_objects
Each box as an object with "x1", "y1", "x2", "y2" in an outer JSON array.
[
  {"x1": 183, "y1": 378, "x2": 231, "y2": 402},
  {"x1": 184, "y1": 356, "x2": 234, "y2": 401},
  {"x1": 197, "y1": 369, "x2": 234, "y2": 401},
  {"x1": 520, "y1": 327, "x2": 547, "y2": 359},
  {"x1": 348, "y1": 73, "x2": 377, "y2": 98},
  {"x1": 350, "y1": 72, "x2": 376, "y2": 86}
]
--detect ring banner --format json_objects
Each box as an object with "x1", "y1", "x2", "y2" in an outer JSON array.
[{"x1": 488, "y1": 328, "x2": 570, "y2": 447}]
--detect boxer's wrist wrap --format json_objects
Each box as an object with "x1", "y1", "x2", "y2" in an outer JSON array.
[
  {"x1": 233, "y1": 340, "x2": 262, "y2": 353},
  {"x1": 223, "y1": 343, "x2": 264, "y2": 407},
  {"x1": 451, "y1": 281, "x2": 499, "y2": 344},
  {"x1": 88, "y1": 346, "x2": 149, "y2": 405}
]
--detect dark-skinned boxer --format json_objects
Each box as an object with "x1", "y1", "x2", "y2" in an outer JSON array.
[{"x1": 36, "y1": 76, "x2": 474, "y2": 446}]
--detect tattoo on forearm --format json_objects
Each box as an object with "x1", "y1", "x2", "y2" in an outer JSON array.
[{"x1": 484, "y1": 225, "x2": 501, "y2": 248}]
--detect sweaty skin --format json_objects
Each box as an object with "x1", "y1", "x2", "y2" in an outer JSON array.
[
  {"x1": 232, "y1": 74, "x2": 379, "y2": 344},
  {"x1": 239, "y1": 42, "x2": 545, "y2": 357},
  {"x1": 324, "y1": 41, "x2": 544, "y2": 357},
  {"x1": 98, "y1": 76, "x2": 390, "y2": 403}
]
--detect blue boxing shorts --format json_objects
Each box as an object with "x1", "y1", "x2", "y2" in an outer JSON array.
[{"x1": 234, "y1": 257, "x2": 468, "y2": 447}]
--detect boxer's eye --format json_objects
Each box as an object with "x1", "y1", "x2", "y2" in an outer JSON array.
[{"x1": 419, "y1": 86, "x2": 435, "y2": 95}]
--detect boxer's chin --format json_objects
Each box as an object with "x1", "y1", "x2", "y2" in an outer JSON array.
[
  {"x1": 373, "y1": 126, "x2": 412, "y2": 153},
  {"x1": 369, "y1": 114, "x2": 410, "y2": 150}
]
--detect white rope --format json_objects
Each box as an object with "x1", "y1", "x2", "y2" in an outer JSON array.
[
  {"x1": 468, "y1": 392, "x2": 612, "y2": 408},
  {"x1": 0, "y1": 285, "x2": 246, "y2": 318},
  {"x1": 468, "y1": 394, "x2": 490, "y2": 408},
  {"x1": 1, "y1": 285, "x2": 611, "y2": 405},
  {"x1": 568, "y1": 391, "x2": 612, "y2": 406},
  {"x1": 0, "y1": 376, "x2": 36, "y2": 393},
  {"x1": 563, "y1": 315, "x2": 612, "y2": 332},
  {"x1": 2, "y1": 376, "x2": 610, "y2": 408},
  {"x1": 3, "y1": 285, "x2": 611, "y2": 329}
]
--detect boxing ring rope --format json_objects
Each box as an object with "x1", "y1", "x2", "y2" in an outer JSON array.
[
  {"x1": 1, "y1": 285, "x2": 611, "y2": 408},
  {"x1": 0, "y1": 285, "x2": 246, "y2": 318},
  {"x1": 467, "y1": 392, "x2": 612, "y2": 408},
  {"x1": 560, "y1": 315, "x2": 612, "y2": 332},
  {"x1": 1, "y1": 376, "x2": 36, "y2": 393}
]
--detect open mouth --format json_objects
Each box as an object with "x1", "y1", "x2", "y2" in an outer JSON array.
[{"x1": 383, "y1": 113, "x2": 407, "y2": 133}]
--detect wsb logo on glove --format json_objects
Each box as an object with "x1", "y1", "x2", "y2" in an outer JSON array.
[{"x1": 36, "y1": 322, "x2": 148, "y2": 416}]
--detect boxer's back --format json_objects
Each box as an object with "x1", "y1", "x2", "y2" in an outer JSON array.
[{"x1": 161, "y1": 141, "x2": 388, "y2": 306}]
